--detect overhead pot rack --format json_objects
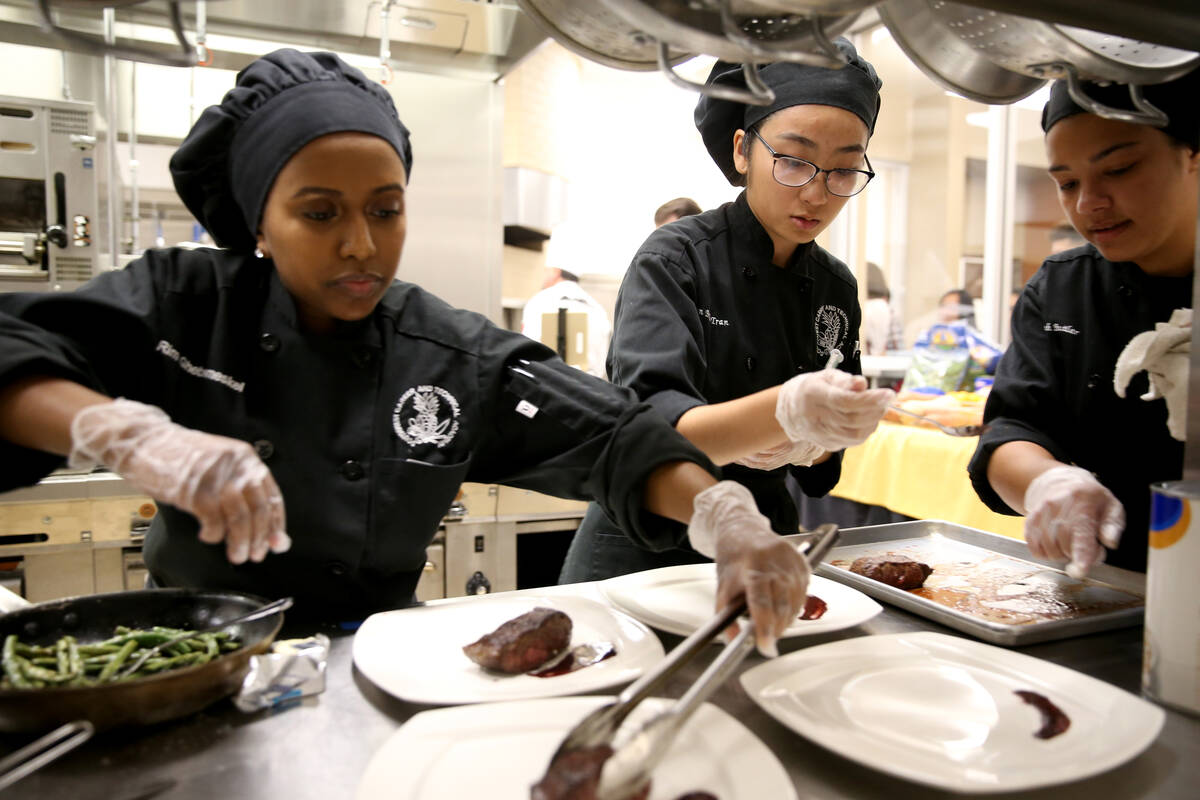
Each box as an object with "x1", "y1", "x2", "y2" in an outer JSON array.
[{"x1": 517, "y1": 0, "x2": 1200, "y2": 123}]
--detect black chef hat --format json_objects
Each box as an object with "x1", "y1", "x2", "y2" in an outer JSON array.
[
  {"x1": 170, "y1": 49, "x2": 413, "y2": 251},
  {"x1": 1041, "y1": 68, "x2": 1200, "y2": 149},
  {"x1": 694, "y1": 38, "x2": 882, "y2": 185}
]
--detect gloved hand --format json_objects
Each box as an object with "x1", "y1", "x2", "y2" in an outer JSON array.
[
  {"x1": 733, "y1": 439, "x2": 824, "y2": 471},
  {"x1": 69, "y1": 399, "x2": 291, "y2": 564},
  {"x1": 1023, "y1": 464, "x2": 1124, "y2": 578},
  {"x1": 776, "y1": 370, "x2": 894, "y2": 452},
  {"x1": 688, "y1": 481, "x2": 809, "y2": 657}
]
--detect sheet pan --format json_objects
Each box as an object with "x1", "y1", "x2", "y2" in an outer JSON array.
[{"x1": 787, "y1": 520, "x2": 1144, "y2": 646}]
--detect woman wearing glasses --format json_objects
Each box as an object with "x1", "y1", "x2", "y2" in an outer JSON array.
[{"x1": 560, "y1": 39, "x2": 895, "y2": 589}]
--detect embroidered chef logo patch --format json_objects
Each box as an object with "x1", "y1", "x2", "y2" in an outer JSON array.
[
  {"x1": 392, "y1": 385, "x2": 460, "y2": 448},
  {"x1": 815, "y1": 305, "x2": 849, "y2": 358}
]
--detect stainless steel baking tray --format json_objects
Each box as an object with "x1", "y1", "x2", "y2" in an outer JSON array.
[{"x1": 789, "y1": 520, "x2": 1145, "y2": 646}]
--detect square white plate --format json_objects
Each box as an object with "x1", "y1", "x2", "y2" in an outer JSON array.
[
  {"x1": 600, "y1": 564, "x2": 881, "y2": 638},
  {"x1": 355, "y1": 696, "x2": 796, "y2": 800},
  {"x1": 739, "y1": 631, "x2": 1165, "y2": 794},
  {"x1": 352, "y1": 593, "x2": 664, "y2": 704}
]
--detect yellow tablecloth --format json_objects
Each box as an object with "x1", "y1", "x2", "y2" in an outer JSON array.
[{"x1": 831, "y1": 422, "x2": 1026, "y2": 540}]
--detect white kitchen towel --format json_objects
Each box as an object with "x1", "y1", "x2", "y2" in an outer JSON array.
[{"x1": 1113, "y1": 307, "x2": 1192, "y2": 441}]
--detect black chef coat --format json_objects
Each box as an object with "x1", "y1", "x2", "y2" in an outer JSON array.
[
  {"x1": 968, "y1": 245, "x2": 1190, "y2": 572},
  {"x1": 608, "y1": 190, "x2": 860, "y2": 531},
  {"x1": 0, "y1": 247, "x2": 717, "y2": 620}
]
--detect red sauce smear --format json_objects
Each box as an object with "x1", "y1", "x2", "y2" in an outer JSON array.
[
  {"x1": 799, "y1": 594, "x2": 827, "y2": 620},
  {"x1": 1014, "y1": 690, "x2": 1071, "y2": 739},
  {"x1": 530, "y1": 644, "x2": 617, "y2": 678}
]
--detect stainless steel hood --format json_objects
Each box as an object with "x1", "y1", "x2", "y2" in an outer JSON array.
[{"x1": 0, "y1": 0, "x2": 547, "y2": 79}]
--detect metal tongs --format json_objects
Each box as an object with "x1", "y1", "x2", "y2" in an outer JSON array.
[{"x1": 551, "y1": 523, "x2": 840, "y2": 800}]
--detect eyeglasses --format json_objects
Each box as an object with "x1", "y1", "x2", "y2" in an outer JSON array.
[{"x1": 751, "y1": 128, "x2": 875, "y2": 197}]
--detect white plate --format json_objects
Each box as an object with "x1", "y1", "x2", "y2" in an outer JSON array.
[
  {"x1": 739, "y1": 631, "x2": 1165, "y2": 794},
  {"x1": 355, "y1": 695, "x2": 797, "y2": 800},
  {"x1": 600, "y1": 564, "x2": 882, "y2": 638},
  {"x1": 352, "y1": 593, "x2": 664, "y2": 704}
]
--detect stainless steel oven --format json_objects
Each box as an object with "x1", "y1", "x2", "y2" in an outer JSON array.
[{"x1": 0, "y1": 94, "x2": 98, "y2": 291}]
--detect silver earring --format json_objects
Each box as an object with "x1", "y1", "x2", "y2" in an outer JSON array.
[{"x1": 254, "y1": 247, "x2": 264, "y2": 259}]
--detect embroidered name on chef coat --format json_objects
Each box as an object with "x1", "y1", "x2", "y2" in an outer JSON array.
[
  {"x1": 699, "y1": 308, "x2": 730, "y2": 327},
  {"x1": 392, "y1": 385, "x2": 461, "y2": 448},
  {"x1": 815, "y1": 305, "x2": 849, "y2": 357},
  {"x1": 1043, "y1": 322, "x2": 1081, "y2": 335},
  {"x1": 155, "y1": 339, "x2": 245, "y2": 393}
]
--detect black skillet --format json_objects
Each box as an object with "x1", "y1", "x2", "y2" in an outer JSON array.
[{"x1": 0, "y1": 588, "x2": 284, "y2": 732}]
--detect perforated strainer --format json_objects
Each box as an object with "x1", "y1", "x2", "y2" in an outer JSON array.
[
  {"x1": 516, "y1": 0, "x2": 693, "y2": 71},
  {"x1": 595, "y1": 0, "x2": 865, "y2": 104},
  {"x1": 926, "y1": 0, "x2": 1198, "y2": 125},
  {"x1": 930, "y1": 1, "x2": 1197, "y2": 84}
]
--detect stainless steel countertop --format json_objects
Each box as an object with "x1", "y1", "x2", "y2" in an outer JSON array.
[{"x1": 3, "y1": 583, "x2": 1197, "y2": 800}]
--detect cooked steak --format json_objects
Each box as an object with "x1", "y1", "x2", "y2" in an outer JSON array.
[
  {"x1": 799, "y1": 594, "x2": 827, "y2": 620},
  {"x1": 850, "y1": 555, "x2": 933, "y2": 589},
  {"x1": 530, "y1": 745, "x2": 651, "y2": 800},
  {"x1": 463, "y1": 607, "x2": 572, "y2": 674}
]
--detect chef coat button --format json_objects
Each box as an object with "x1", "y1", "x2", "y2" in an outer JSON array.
[
  {"x1": 340, "y1": 460, "x2": 365, "y2": 481},
  {"x1": 1087, "y1": 373, "x2": 1102, "y2": 389},
  {"x1": 745, "y1": 355, "x2": 756, "y2": 372},
  {"x1": 742, "y1": 265, "x2": 756, "y2": 280},
  {"x1": 259, "y1": 333, "x2": 280, "y2": 352},
  {"x1": 1117, "y1": 284, "x2": 1133, "y2": 298},
  {"x1": 327, "y1": 561, "x2": 348, "y2": 577},
  {"x1": 253, "y1": 439, "x2": 274, "y2": 460},
  {"x1": 351, "y1": 347, "x2": 374, "y2": 368}
]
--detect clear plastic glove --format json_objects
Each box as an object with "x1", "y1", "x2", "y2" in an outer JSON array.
[
  {"x1": 776, "y1": 370, "x2": 894, "y2": 452},
  {"x1": 733, "y1": 439, "x2": 824, "y2": 471},
  {"x1": 69, "y1": 399, "x2": 291, "y2": 564},
  {"x1": 1023, "y1": 465, "x2": 1124, "y2": 579},
  {"x1": 688, "y1": 481, "x2": 809, "y2": 657}
]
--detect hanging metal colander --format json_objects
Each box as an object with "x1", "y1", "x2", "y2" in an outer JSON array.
[
  {"x1": 594, "y1": 0, "x2": 866, "y2": 104},
  {"x1": 516, "y1": 0, "x2": 693, "y2": 71},
  {"x1": 920, "y1": 0, "x2": 1199, "y2": 124}
]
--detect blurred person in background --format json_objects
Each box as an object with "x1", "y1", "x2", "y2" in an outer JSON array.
[
  {"x1": 654, "y1": 197, "x2": 702, "y2": 228},
  {"x1": 970, "y1": 69, "x2": 1199, "y2": 578},
  {"x1": 521, "y1": 266, "x2": 612, "y2": 379},
  {"x1": 936, "y1": 288, "x2": 977, "y2": 328},
  {"x1": 863, "y1": 261, "x2": 904, "y2": 355}
]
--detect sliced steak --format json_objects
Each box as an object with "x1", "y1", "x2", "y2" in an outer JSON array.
[
  {"x1": 530, "y1": 745, "x2": 652, "y2": 800},
  {"x1": 850, "y1": 555, "x2": 933, "y2": 589},
  {"x1": 799, "y1": 594, "x2": 828, "y2": 620},
  {"x1": 463, "y1": 607, "x2": 572, "y2": 674}
]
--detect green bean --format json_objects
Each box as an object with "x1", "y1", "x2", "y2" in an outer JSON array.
[
  {"x1": 97, "y1": 640, "x2": 137, "y2": 682},
  {"x1": 66, "y1": 638, "x2": 82, "y2": 677},
  {"x1": 13, "y1": 642, "x2": 54, "y2": 657},
  {"x1": 78, "y1": 643, "x2": 121, "y2": 656},
  {"x1": 3, "y1": 635, "x2": 32, "y2": 689},
  {"x1": 2, "y1": 626, "x2": 243, "y2": 689},
  {"x1": 105, "y1": 632, "x2": 175, "y2": 648},
  {"x1": 16, "y1": 655, "x2": 73, "y2": 684},
  {"x1": 201, "y1": 634, "x2": 219, "y2": 659}
]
